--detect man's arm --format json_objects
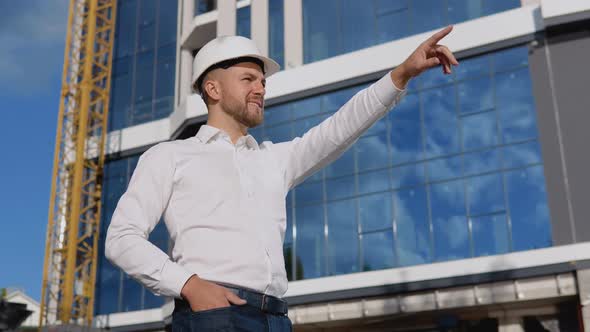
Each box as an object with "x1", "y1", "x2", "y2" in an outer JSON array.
[
  {"x1": 105, "y1": 143, "x2": 193, "y2": 298},
  {"x1": 105, "y1": 143, "x2": 246, "y2": 309},
  {"x1": 276, "y1": 26, "x2": 458, "y2": 190}
]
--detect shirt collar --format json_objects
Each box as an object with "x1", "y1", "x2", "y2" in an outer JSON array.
[{"x1": 195, "y1": 125, "x2": 260, "y2": 150}]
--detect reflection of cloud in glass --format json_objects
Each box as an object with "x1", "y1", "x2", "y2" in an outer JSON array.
[
  {"x1": 390, "y1": 93, "x2": 422, "y2": 164},
  {"x1": 496, "y1": 69, "x2": 538, "y2": 143},
  {"x1": 493, "y1": 46, "x2": 529, "y2": 72},
  {"x1": 418, "y1": 65, "x2": 454, "y2": 89},
  {"x1": 362, "y1": 231, "x2": 395, "y2": 271},
  {"x1": 358, "y1": 169, "x2": 390, "y2": 195},
  {"x1": 292, "y1": 94, "x2": 322, "y2": 118},
  {"x1": 502, "y1": 140, "x2": 542, "y2": 168},
  {"x1": 295, "y1": 204, "x2": 325, "y2": 279},
  {"x1": 392, "y1": 163, "x2": 426, "y2": 189},
  {"x1": 454, "y1": 52, "x2": 490, "y2": 80},
  {"x1": 359, "y1": 192, "x2": 392, "y2": 232},
  {"x1": 428, "y1": 155, "x2": 462, "y2": 182},
  {"x1": 276, "y1": 44, "x2": 552, "y2": 280},
  {"x1": 394, "y1": 188, "x2": 431, "y2": 266},
  {"x1": 303, "y1": 0, "x2": 339, "y2": 63},
  {"x1": 326, "y1": 175, "x2": 355, "y2": 201},
  {"x1": 434, "y1": 215, "x2": 470, "y2": 261},
  {"x1": 430, "y1": 180, "x2": 469, "y2": 260},
  {"x1": 458, "y1": 77, "x2": 493, "y2": 113},
  {"x1": 461, "y1": 111, "x2": 498, "y2": 151},
  {"x1": 430, "y1": 178, "x2": 465, "y2": 209},
  {"x1": 323, "y1": 85, "x2": 359, "y2": 113},
  {"x1": 467, "y1": 173, "x2": 504, "y2": 216},
  {"x1": 327, "y1": 199, "x2": 359, "y2": 275},
  {"x1": 472, "y1": 214, "x2": 509, "y2": 256},
  {"x1": 356, "y1": 133, "x2": 390, "y2": 171},
  {"x1": 464, "y1": 148, "x2": 501, "y2": 176},
  {"x1": 506, "y1": 166, "x2": 552, "y2": 251},
  {"x1": 292, "y1": 114, "x2": 328, "y2": 138},
  {"x1": 422, "y1": 86, "x2": 460, "y2": 157}
]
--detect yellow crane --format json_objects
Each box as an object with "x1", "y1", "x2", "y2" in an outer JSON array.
[{"x1": 39, "y1": 0, "x2": 117, "y2": 328}]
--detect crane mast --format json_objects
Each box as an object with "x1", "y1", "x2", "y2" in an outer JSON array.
[{"x1": 39, "y1": 0, "x2": 117, "y2": 327}]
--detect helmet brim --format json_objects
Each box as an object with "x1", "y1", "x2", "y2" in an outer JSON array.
[{"x1": 193, "y1": 54, "x2": 280, "y2": 93}]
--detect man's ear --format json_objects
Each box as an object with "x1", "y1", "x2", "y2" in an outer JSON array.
[{"x1": 204, "y1": 80, "x2": 221, "y2": 102}]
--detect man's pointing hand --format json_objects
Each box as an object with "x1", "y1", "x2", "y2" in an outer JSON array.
[{"x1": 391, "y1": 26, "x2": 459, "y2": 89}]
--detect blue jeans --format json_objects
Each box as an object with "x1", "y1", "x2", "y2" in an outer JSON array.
[{"x1": 172, "y1": 303, "x2": 293, "y2": 332}]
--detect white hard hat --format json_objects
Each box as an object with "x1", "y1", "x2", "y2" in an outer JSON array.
[{"x1": 192, "y1": 35, "x2": 280, "y2": 93}]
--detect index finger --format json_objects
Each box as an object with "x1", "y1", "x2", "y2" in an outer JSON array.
[{"x1": 424, "y1": 26, "x2": 453, "y2": 47}]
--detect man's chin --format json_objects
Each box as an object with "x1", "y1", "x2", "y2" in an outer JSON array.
[
  {"x1": 245, "y1": 117, "x2": 263, "y2": 128},
  {"x1": 239, "y1": 113, "x2": 263, "y2": 128},
  {"x1": 245, "y1": 108, "x2": 264, "y2": 127}
]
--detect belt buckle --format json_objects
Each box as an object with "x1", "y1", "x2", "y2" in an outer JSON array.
[{"x1": 261, "y1": 294, "x2": 268, "y2": 311}]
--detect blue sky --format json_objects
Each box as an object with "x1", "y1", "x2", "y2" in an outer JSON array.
[{"x1": 0, "y1": 0, "x2": 68, "y2": 301}]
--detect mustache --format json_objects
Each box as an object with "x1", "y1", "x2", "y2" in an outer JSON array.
[{"x1": 247, "y1": 98, "x2": 264, "y2": 107}]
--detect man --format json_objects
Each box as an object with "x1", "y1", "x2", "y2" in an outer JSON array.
[{"x1": 106, "y1": 27, "x2": 458, "y2": 331}]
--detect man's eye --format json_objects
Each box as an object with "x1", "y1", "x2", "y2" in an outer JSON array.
[{"x1": 243, "y1": 77, "x2": 252, "y2": 81}]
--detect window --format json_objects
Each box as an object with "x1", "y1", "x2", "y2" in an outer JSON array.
[
  {"x1": 252, "y1": 45, "x2": 552, "y2": 281},
  {"x1": 95, "y1": 155, "x2": 171, "y2": 315},
  {"x1": 302, "y1": 0, "x2": 520, "y2": 63},
  {"x1": 194, "y1": 0, "x2": 216, "y2": 15},
  {"x1": 237, "y1": 5, "x2": 251, "y2": 38},
  {"x1": 269, "y1": 0, "x2": 284, "y2": 68},
  {"x1": 109, "y1": 0, "x2": 178, "y2": 131}
]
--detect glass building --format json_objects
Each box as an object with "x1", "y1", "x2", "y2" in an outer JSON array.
[{"x1": 92, "y1": 0, "x2": 590, "y2": 330}]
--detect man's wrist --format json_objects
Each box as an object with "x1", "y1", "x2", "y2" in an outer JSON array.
[
  {"x1": 390, "y1": 63, "x2": 412, "y2": 90},
  {"x1": 180, "y1": 274, "x2": 199, "y2": 299}
]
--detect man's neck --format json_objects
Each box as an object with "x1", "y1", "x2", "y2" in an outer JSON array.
[{"x1": 206, "y1": 112, "x2": 247, "y2": 144}]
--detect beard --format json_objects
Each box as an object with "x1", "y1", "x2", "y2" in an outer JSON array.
[{"x1": 220, "y1": 94, "x2": 264, "y2": 128}]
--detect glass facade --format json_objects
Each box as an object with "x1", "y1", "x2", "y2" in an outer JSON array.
[
  {"x1": 269, "y1": 0, "x2": 284, "y2": 68},
  {"x1": 108, "y1": 0, "x2": 178, "y2": 131},
  {"x1": 302, "y1": 0, "x2": 521, "y2": 63},
  {"x1": 237, "y1": 5, "x2": 251, "y2": 38},
  {"x1": 249, "y1": 45, "x2": 552, "y2": 280},
  {"x1": 96, "y1": 0, "x2": 555, "y2": 317},
  {"x1": 194, "y1": 0, "x2": 215, "y2": 15},
  {"x1": 96, "y1": 155, "x2": 171, "y2": 315},
  {"x1": 96, "y1": 0, "x2": 178, "y2": 315}
]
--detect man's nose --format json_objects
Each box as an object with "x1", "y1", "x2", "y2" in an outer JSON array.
[{"x1": 253, "y1": 81, "x2": 265, "y2": 96}]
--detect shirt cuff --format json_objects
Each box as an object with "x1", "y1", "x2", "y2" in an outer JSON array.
[
  {"x1": 159, "y1": 260, "x2": 195, "y2": 298},
  {"x1": 372, "y1": 71, "x2": 407, "y2": 109}
]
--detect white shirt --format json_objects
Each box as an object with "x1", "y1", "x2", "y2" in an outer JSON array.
[{"x1": 105, "y1": 73, "x2": 406, "y2": 298}]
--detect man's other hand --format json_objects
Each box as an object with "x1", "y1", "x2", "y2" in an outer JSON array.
[
  {"x1": 391, "y1": 26, "x2": 459, "y2": 89},
  {"x1": 180, "y1": 275, "x2": 247, "y2": 312}
]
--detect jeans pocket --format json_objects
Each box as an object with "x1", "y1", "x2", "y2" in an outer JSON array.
[
  {"x1": 190, "y1": 305, "x2": 232, "y2": 315},
  {"x1": 173, "y1": 306, "x2": 233, "y2": 332}
]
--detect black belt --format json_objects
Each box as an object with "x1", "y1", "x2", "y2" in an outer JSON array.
[{"x1": 174, "y1": 286, "x2": 288, "y2": 316}]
